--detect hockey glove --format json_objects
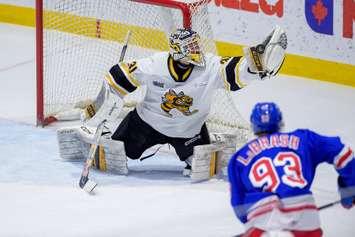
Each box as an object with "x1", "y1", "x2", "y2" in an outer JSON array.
[
  {"x1": 244, "y1": 25, "x2": 287, "y2": 79},
  {"x1": 338, "y1": 177, "x2": 355, "y2": 209}
]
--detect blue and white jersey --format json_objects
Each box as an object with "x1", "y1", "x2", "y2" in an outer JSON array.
[{"x1": 228, "y1": 129, "x2": 355, "y2": 231}]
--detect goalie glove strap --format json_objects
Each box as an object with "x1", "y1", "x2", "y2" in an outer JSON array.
[{"x1": 248, "y1": 46, "x2": 264, "y2": 72}]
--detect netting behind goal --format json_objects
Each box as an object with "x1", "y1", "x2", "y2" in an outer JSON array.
[{"x1": 36, "y1": 0, "x2": 251, "y2": 139}]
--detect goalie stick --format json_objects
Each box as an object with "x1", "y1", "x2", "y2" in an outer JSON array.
[
  {"x1": 78, "y1": 30, "x2": 132, "y2": 193},
  {"x1": 119, "y1": 30, "x2": 131, "y2": 62},
  {"x1": 79, "y1": 119, "x2": 107, "y2": 192}
]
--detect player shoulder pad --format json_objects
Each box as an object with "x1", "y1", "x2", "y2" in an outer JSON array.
[{"x1": 136, "y1": 51, "x2": 169, "y2": 75}]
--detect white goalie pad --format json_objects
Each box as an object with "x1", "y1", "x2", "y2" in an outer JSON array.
[
  {"x1": 190, "y1": 133, "x2": 239, "y2": 182},
  {"x1": 244, "y1": 25, "x2": 287, "y2": 77},
  {"x1": 57, "y1": 126, "x2": 128, "y2": 175},
  {"x1": 89, "y1": 138, "x2": 129, "y2": 175},
  {"x1": 210, "y1": 130, "x2": 254, "y2": 150},
  {"x1": 57, "y1": 127, "x2": 89, "y2": 160}
]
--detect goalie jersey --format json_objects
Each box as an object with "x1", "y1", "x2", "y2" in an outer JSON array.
[
  {"x1": 105, "y1": 52, "x2": 260, "y2": 138},
  {"x1": 228, "y1": 129, "x2": 355, "y2": 230}
]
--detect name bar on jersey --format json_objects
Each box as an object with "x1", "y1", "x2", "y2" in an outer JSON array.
[{"x1": 237, "y1": 134, "x2": 300, "y2": 165}]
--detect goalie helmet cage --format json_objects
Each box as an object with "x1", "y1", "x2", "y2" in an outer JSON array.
[{"x1": 36, "y1": 0, "x2": 251, "y2": 138}]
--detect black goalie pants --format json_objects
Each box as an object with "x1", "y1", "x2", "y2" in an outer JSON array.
[{"x1": 111, "y1": 109, "x2": 210, "y2": 161}]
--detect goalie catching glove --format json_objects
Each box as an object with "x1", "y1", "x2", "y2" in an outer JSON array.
[{"x1": 244, "y1": 25, "x2": 287, "y2": 79}]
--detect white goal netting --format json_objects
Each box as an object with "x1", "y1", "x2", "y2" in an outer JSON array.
[{"x1": 39, "y1": 0, "x2": 252, "y2": 141}]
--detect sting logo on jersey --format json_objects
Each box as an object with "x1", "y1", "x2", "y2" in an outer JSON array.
[{"x1": 161, "y1": 89, "x2": 198, "y2": 117}]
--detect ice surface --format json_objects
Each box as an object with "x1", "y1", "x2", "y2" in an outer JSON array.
[{"x1": 0, "y1": 23, "x2": 354, "y2": 237}]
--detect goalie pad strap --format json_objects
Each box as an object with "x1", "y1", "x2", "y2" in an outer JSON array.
[
  {"x1": 209, "y1": 152, "x2": 218, "y2": 177},
  {"x1": 92, "y1": 146, "x2": 107, "y2": 171},
  {"x1": 248, "y1": 46, "x2": 264, "y2": 72},
  {"x1": 82, "y1": 136, "x2": 128, "y2": 175},
  {"x1": 83, "y1": 103, "x2": 96, "y2": 120}
]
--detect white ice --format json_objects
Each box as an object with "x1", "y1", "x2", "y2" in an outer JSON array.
[{"x1": 0, "y1": 23, "x2": 354, "y2": 237}]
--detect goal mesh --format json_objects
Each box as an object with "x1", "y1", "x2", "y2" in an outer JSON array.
[{"x1": 38, "y1": 0, "x2": 251, "y2": 138}]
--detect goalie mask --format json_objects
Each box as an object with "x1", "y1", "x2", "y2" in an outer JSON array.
[{"x1": 169, "y1": 28, "x2": 205, "y2": 67}]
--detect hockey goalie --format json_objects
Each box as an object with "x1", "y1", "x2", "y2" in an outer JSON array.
[{"x1": 57, "y1": 26, "x2": 287, "y2": 182}]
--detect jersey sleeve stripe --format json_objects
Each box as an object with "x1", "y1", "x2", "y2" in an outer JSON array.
[
  {"x1": 119, "y1": 63, "x2": 140, "y2": 87},
  {"x1": 224, "y1": 56, "x2": 243, "y2": 91},
  {"x1": 104, "y1": 74, "x2": 128, "y2": 97},
  {"x1": 234, "y1": 58, "x2": 246, "y2": 89},
  {"x1": 247, "y1": 203, "x2": 318, "y2": 222},
  {"x1": 109, "y1": 64, "x2": 138, "y2": 93},
  {"x1": 247, "y1": 195, "x2": 318, "y2": 222},
  {"x1": 334, "y1": 147, "x2": 354, "y2": 169}
]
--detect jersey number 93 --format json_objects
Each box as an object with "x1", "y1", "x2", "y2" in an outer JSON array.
[{"x1": 249, "y1": 152, "x2": 308, "y2": 192}]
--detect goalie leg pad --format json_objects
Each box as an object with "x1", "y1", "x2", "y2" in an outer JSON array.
[
  {"x1": 215, "y1": 147, "x2": 236, "y2": 177},
  {"x1": 101, "y1": 139, "x2": 128, "y2": 175},
  {"x1": 190, "y1": 144, "x2": 215, "y2": 182},
  {"x1": 190, "y1": 142, "x2": 233, "y2": 182},
  {"x1": 210, "y1": 131, "x2": 253, "y2": 151},
  {"x1": 190, "y1": 133, "x2": 244, "y2": 181},
  {"x1": 57, "y1": 127, "x2": 89, "y2": 160},
  {"x1": 58, "y1": 126, "x2": 128, "y2": 175},
  {"x1": 85, "y1": 137, "x2": 129, "y2": 175}
]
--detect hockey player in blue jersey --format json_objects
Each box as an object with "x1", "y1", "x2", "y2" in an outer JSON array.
[{"x1": 228, "y1": 102, "x2": 355, "y2": 237}]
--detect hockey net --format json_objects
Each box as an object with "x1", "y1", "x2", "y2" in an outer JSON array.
[{"x1": 36, "y1": 0, "x2": 252, "y2": 141}]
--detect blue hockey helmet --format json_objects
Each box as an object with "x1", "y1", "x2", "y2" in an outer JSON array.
[{"x1": 250, "y1": 102, "x2": 283, "y2": 134}]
